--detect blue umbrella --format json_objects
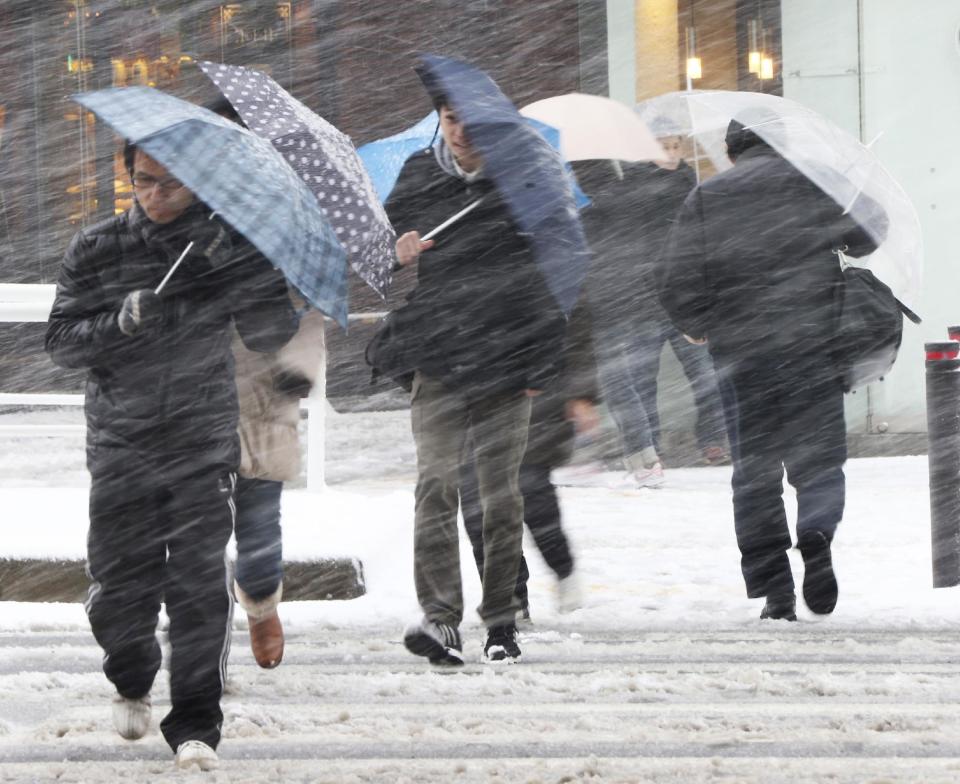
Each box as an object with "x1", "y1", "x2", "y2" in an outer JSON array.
[
  {"x1": 412, "y1": 54, "x2": 590, "y2": 315},
  {"x1": 73, "y1": 86, "x2": 349, "y2": 328},
  {"x1": 358, "y1": 111, "x2": 590, "y2": 208}
]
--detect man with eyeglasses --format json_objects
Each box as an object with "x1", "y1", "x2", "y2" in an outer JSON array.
[{"x1": 45, "y1": 143, "x2": 299, "y2": 771}]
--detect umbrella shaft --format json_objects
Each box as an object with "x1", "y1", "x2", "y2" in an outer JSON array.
[
  {"x1": 154, "y1": 241, "x2": 195, "y2": 295},
  {"x1": 421, "y1": 198, "x2": 484, "y2": 242}
]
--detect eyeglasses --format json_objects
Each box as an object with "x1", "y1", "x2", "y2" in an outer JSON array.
[{"x1": 131, "y1": 174, "x2": 185, "y2": 193}]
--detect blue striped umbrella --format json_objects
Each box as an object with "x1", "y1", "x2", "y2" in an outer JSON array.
[{"x1": 74, "y1": 86, "x2": 349, "y2": 328}]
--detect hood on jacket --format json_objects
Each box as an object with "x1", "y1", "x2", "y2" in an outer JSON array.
[
  {"x1": 433, "y1": 137, "x2": 485, "y2": 183},
  {"x1": 725, "y1": 107, "x2": 783, "y2": 162}
]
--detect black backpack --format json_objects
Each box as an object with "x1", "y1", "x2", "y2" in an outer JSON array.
[
  {"x1": 364, "y1": 300, "x2": 425, "y2": 393},
  {"x1": 834, "y1": 255, "x2": 920, "y2": 392}
]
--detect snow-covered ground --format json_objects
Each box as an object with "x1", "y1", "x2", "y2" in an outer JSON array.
[{"x1": 1, "y1": 406, "x2": 958, "y2": 782}]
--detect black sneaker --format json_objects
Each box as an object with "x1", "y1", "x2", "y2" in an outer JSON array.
[
  {"x1": 481, "y1": 624, "x2": 522, "y2": 664},
  {"x1": 403, "y1": 618, "x2": 464, "y2": 666},
  {"x1": 798, "y1": 530, "x2": 838, "y2": 615},
  {"x1": 760, "y1": 592, "x2": 797, "y2": 621}
]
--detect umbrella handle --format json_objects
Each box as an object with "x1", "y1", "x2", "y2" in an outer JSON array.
[
  {"x1": 153, "y1": 212, "x2": 219, "y2": 295},
  {"x1": 421, "y1": 198, "x2": 484, "y2": 242}
]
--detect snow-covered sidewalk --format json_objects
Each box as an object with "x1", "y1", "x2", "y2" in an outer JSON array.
[{"x1": 2, "y1": 409, "x2": 958, "y2": 783}]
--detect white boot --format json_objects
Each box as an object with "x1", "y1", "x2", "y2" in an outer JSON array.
[
  {"x1": 111, "y1": 694, "x2": 151, "y2": 740},
  {"x1": 557, "y1": 572, "x2": 584, "y2": 614},
  {"x1": 176, "y1": 739, "x2": 219, "y2": 771}
]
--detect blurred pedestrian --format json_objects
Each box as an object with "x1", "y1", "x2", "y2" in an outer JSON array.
[
  {"x1": 459, "y1": 300, "x2": 599, "y2": 621},
  {"x1": 231, "y1": 302, "x2": 324, "y2": 669},
  {"x1": 45, "y1": 143, "x2": 298, "y2": 770},
  {"x1": 658, "y1": 116, "x2": 882, "y2": 621},
  {"x1": 202, "y1": 93, "x2": 325, "y2": 672},
  {"x1": 575, "y1": 159, "x2": 662, "y2": 486},
  {"x1": 576, "y1": 122, "x2": 726, "y2": 487},
  {"x1": 387, "y1": 96, "x2": 564, "y2": 666},
  {"x1": 629, "y1": 118, "x2": 727, "y2": 466}
]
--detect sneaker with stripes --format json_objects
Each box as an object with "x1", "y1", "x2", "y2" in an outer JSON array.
[{"x1": 403, "y1": 618, "x2": 464, "y2": 666}]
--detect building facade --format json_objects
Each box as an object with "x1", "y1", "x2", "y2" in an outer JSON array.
[{"x1": 2, "y1": 1, "x2": 953, "y2": 439}]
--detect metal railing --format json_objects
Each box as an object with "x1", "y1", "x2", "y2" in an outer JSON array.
[{"x1": 0, "y1": 283, "x2": 386, "y2": 492}]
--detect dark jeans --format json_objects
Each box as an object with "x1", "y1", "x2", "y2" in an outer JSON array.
[
  {"x1": 460, "y1": 456, "x2": 575, "y2": 609},
  {"x1": 234, "y1": 476, "x2": 284, "y2": 601},
  {"x1": 86, "y1": 467, "x2": 235, "y2": 752},
  {"x1": 715, "y1": 355, "x2": 847, "y2": 599}
]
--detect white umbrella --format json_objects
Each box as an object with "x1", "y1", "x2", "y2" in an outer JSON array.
[
  {"x1": 520, "y1": 93, "x2": 665, "y2": 163},
  {"x1": 637, "y1": 90, "x2": 922, "y2": 312}
]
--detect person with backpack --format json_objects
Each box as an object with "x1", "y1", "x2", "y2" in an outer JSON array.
[{"x1": 658, "y1": 116, "x2": 883, "y2": 622}]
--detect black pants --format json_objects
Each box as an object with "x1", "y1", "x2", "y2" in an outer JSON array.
[
  {"x1": 85, "y1": 466, "x2": 235, "y2": 752},
  {"x1": 460, "y1": 455, "x2": 575, "y2": 610},
  {"x1": 715, "y1": 355, "x2": 847, "y2": 599}
]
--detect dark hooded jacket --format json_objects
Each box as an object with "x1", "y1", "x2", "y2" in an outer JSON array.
[
  {"x1": 657, "y1": 137, "x2": 880, "y2": 363},
  {"x1": 45, "y1": 202, "x2": 299, "y2": 483},
  {"x1": 577, "y1": 160, "x2": 696, "y2": 329},
  {"x1": 384, "y1": 148, "x2": 565, "y2": 399}
]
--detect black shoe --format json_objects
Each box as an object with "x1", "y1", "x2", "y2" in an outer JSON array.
[
  {"x1": 760, "y1": 592, "x2": 797, "y2": 621},
  {"x1": 403, "y1": 618, "x2": 464, "y2": 666},
  {"x1": 481, "y1": 624, "x2": 522, "y2": 664},
  {"x1": 798, "y1": 530, "x2": 838, "y2": 615}
]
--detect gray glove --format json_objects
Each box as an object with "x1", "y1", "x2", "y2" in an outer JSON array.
[{"x1": 118, "y1": 289, "x2": 163, "y2": 336}]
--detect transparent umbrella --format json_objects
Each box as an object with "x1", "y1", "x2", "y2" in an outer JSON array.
[{"x1": 636, "y1": 89, "x2": 923, "y2": 312}]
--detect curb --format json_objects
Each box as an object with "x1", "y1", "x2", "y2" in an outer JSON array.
[{"x1": 0, "y1": 557, "x2": 366, "y2": 602}]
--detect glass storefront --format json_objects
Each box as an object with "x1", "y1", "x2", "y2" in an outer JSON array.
[{"x1": 0, "y1": 1, "x2": 304, "y2": 283}]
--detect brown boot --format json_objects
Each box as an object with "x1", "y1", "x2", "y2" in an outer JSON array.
[
  {"x1": 248, "y1": 610, "x2": 284, "y2": 669},
  {"x1": 234, "y1": 580, "x2": 284, "y2": 669}
]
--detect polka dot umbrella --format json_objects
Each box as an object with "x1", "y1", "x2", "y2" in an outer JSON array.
[{"x1": 200, "y1": 61, "x2": 396, "y2": 300}]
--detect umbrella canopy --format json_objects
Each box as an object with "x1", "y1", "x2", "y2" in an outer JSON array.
[
  {"x1": 414, "y1": 54, "x2": 589, "y2": 315},
  {"x1": 198, "y1": 61, "x2": 395, "y2": 299},
  {"x1": 637, "y1": 89, "x2": 922, "y2": 312},
  {"x1": 357, "y1": 111, "x2": 589, "y2": 208},
  {"x1": 74, "y1": 86, "x2": 348, "y2": 328},
  {"x1": 520, "y1": 93, "x2": 665, "y2": 163}
]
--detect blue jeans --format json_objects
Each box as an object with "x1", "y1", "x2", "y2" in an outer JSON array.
[
  {"x1": 636, "y1": 321, "x2": 726, "y2": 451},
  {"x1": 594, "y1": 321, "x2": 658, "y2": 460},
  {"x1": 234, "y1": 476, "x2": 284, "y2": 601},
  {"x1": 595, "y1": 318, "x2": 726, "y2": 459}
]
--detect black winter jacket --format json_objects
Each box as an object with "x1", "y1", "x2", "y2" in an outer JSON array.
[
  {"x1": 577, "y1": 160, "x2": 696, "y2": 329},
  {"x1": 385, "y1": 150, "x2": 565, "y2": 400},
  {"x1": 46, "y1": 203, "x2": 299, "y2": 483},
  {"x1": 657, "y1": 145, "x2": 880, "y2": 363}
]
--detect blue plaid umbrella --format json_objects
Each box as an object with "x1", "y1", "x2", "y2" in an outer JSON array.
[
  {"x1": 358, "y1": 111, "x2": 589, "y2": 207},
  {"x1": 413, "y1": 55, "x2": 590, "y2": 315},
  {"x1": 199, "y1": 61, "x2": 395, "y2": 299},
  {"x1": 74, "y1": 86, "x2": 349, "y2": 328}
]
